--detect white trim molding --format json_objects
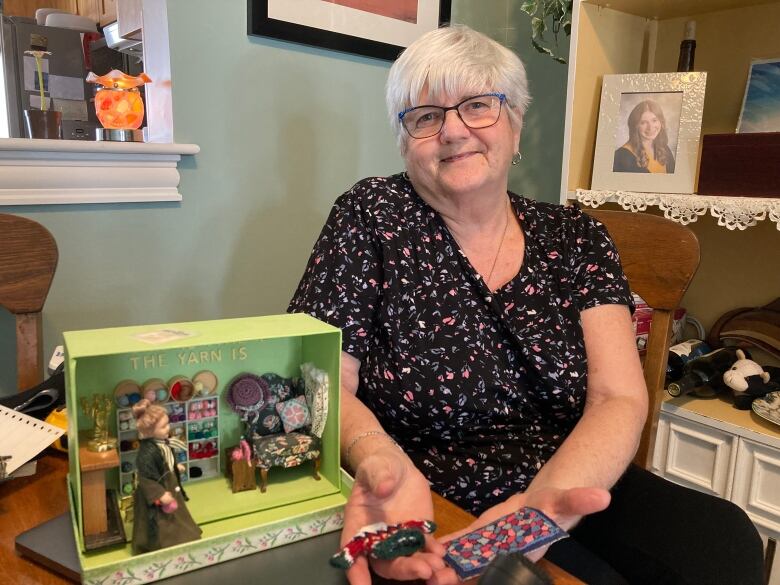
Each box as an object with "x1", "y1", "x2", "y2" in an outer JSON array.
[{"x1": 0, "y1": 139, "x2": 199, "y2": 205}]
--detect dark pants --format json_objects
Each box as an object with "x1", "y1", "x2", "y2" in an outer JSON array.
[{"x1": 544, "y1": 465, "x2": 764, "y2": 585}]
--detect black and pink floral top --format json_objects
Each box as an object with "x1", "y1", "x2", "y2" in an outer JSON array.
[{"x1": 289, "y1": 174, "x2": 632, "y2": 514}]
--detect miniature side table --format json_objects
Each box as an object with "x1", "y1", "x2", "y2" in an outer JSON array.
[{"x1": 78, "y1": 445, "x2": 119, "y2": 537}]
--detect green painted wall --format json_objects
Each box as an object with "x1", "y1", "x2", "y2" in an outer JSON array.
[{"x1": 0, "y1": 0, "x2": 570, "y2": 395}]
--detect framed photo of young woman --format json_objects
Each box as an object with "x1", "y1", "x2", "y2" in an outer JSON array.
[
  {"x1": 590, "y1": 72, "x2": 707, "y2": 194},
  {"x1": 248, "y1": 0, "x2": 452, "y2": 61}
]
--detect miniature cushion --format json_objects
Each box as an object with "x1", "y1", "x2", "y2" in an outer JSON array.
[
  {"x1": 275, "y1": 395, "x2": 311, "y2": 433},
  {"x1": 252, "y1": 432, "x2": 321, "y2": 470},
  {"x1": 301, "y1": 363, "x2": 329, "y2": 438},
  {"x1": 250, "y1": 407, "x2": 282, "y2": 436},
  {"x1": 262, "y1": 373, "x2": 296, "y2": 403}
]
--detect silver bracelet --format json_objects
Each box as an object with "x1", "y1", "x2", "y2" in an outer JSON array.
[{"x1": 344, "y1": 430, "x2": 401, "y2": 466}]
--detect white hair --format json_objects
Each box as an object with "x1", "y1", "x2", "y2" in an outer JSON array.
[{"x1": 386, "y1": 24, "x2": 530, "y2": 150}]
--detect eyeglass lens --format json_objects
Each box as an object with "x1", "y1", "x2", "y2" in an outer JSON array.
[{"x1": 402, "y1": 95, "x2": 503, "y2": 139}]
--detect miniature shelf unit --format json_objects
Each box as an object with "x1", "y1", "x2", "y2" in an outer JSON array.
[{"x1": 116, "y1": 396, "x2": 220, "y2": 496}]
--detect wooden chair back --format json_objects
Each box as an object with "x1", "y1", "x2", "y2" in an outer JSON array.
[
  {"x1": 0, "y1": 214, "x2": 58, "y2": 391},
  {"x1": 586, "y1": 210, "x2": 700, "y2": 468}
]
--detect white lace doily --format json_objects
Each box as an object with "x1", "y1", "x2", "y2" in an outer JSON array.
[{"x1": 576, "y1": 189, "x2": 780, "y2": 231}]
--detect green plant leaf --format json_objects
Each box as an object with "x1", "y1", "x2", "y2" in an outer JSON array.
[
  {"x1": 531, "y1": 16, "x2": 547, "y2": 40},
  {"x1": 525, "y1": 0, "x2": 571, "y2": 64},
  {"x1": 531, "y1": 37, "x2": 568, "y2": 64},
  {"x1": 520, "y1": 0, "x2": 539, "y2": 18}
]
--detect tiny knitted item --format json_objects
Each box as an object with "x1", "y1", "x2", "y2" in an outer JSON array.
[
  {"x1": 225, "y1": 373, "x2": 270, "y2": 422},
  {"x1": 330, "y1": 519, "x2": 436, "y2": 570},
  {"x1": 444, "y1": 508, "x2": 567, "y2": 581}
]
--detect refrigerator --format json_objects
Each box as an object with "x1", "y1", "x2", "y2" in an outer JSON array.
[{"x1": 0, "y1": 15, "x2": 99, "y2": 140}]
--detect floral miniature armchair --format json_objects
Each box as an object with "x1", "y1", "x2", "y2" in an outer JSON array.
[{"x1": 225, "y1": 364, "x2": 328, "y2": 492}]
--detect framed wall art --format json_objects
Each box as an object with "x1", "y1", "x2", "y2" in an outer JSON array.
[
  {"x1": 737, "y1": 58, "x2": 780, "y2": 133},
  {"x1": 248, "y1": 0, "x2": 452, "y2": 61},
  {"x1": 591, "y1": 72, "x2": 707, "y2": 194}
]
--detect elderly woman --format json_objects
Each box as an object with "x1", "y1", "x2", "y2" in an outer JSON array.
[
  {"x1": 613, "y1": 99, "x2": 676, "y2": 174},
  {"x1": 289, "y1": 25, "x2": 762, "y2": 585}
]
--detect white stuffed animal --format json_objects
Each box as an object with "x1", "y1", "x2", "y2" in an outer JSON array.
[{"x1": 723, "y1": 349, "x2": 772, "y2": 409}]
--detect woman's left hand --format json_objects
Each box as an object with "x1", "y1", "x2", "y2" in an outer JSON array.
[{"x1": 426, "y1": 486, "x2": 610, "y2": 585}]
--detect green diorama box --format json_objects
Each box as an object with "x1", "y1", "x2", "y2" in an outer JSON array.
[{"x1": 64, "y1": 313, "x2": 348, "y2": 584}]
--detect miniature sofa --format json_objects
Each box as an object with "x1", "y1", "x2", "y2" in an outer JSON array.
[{"x1": 226, "y1": 367, "x2": 329, "y2": 493}]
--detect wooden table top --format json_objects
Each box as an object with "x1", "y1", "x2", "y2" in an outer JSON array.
[
  {"x1": 0, "y1": 453, "x2": 70, "y2": 585},
  {"x1": 0, "y1": 454, "x2": 582, "y2": 584}
]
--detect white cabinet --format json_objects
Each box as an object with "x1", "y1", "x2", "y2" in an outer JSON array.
[
  {"x1": 653, "y1": 415, "x2": 737, "y2": 498},
  {"x1": 732, "y1": 438, "x2": 780, "y2": 537},
  {"x1": 653, "y1": 396, "x2": 780, "y2": 584}
]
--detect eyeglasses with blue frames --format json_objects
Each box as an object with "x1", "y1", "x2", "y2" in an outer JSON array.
[{"x1": 398, "y1": 93, "x2": 507, "y2": 139}]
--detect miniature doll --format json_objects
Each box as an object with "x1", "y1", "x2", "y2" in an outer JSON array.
[{"x1": 132, "y1": 399, "x2": 201, "y2": 554}]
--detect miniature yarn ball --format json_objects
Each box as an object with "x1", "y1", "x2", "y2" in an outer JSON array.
[
  {"x1": 226, "y1": 373, "x2": 269, "y2": 412},
  {"x1": 122, "y1": 483, "x2": 133, "y2": 495}
]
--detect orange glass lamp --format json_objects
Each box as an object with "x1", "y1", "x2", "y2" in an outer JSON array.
[{"x1": 86, "y1": 70, "x2": 152, "y2": 142}]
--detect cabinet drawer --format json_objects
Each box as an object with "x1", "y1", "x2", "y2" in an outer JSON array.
[
  {"x1": 653, "y1": 413, "x2": 737, "y2": 497},
  {"x1": 732, "y1": 438, "x2": 780, "y2": 536}
]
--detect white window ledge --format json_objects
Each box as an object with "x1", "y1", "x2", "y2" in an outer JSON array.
[{"x1": 0, "y1": 138, "x2": 200, "y2": 205}]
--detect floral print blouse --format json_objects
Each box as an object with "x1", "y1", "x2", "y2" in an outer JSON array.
[{"x1": 289, "y1": 174, "x2": 632, "y2": 514}]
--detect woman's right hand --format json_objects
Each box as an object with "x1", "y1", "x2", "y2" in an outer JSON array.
[{"x1": 342, "y1": 445, "x2": 446, "y2": 585}]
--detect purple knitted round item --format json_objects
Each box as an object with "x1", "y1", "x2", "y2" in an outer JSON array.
[{"x1": 226, "y1": 373, "x2": 269, "y2": 412}]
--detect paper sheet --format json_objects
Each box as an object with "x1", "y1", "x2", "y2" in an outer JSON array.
[
  {"x1": 0, "y1": 405, "x2": 64, "y2": 477},
  {"x1": 29, "y1": 95, "x2": 52, "y2": 110},
  {"x1": 23, "y1": 56, "x2": 49, "y2": 92},
  {"x1": 48, "y1": 75, "x2": 85, "y2": 101},
  {"x1": 56, "y1": 98, "x2": 89, "y2": 120}
]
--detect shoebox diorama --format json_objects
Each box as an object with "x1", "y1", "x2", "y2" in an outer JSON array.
[{"x1": 64, "y1": 313, "x2": 348, "y2": 584}]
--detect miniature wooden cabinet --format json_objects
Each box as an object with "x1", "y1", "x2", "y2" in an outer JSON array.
[
  {"x1": 652, "y1": 397, "x2": 780, "y2": 585},
  {"x1": 79, "y1": 444, "x2": 119, "y2": 536},
  {"x1": 116, "y1": 396, "x2": 220, "y2": 496}
]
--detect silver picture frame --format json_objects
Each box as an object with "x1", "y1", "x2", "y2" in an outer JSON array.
[{"x1": 591, "y1": 72, "x2": 707, "y2": 194}]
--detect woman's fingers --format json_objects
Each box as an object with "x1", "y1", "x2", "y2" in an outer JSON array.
[
  {"x1": 426, "y1": 565, "x2": 459, "y2": 585},
  {"x1": 527, "y1": 486, "x2": 610, "y2": 528},
  {"x1": 373, "y1": 550, "x2": 447, "y2": 581},
  {"x1": 354, "y1": 448, "x2": 406, "y2": 498},
  {"x1": 345, "y1": 556, "x2": 372, "y2": 585},
  {"x1": 424, "y1": 533, "x2": 447, "y2": 557}
]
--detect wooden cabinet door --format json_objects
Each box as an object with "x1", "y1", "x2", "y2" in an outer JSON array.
[
  {"x1": 99, "y1": 0, "x2": 117, "y2": 26},
  {"x1": 5, "y1": 0, "x2": 78, "y2": 19},
  {"x1": 77, "y1": 0, "x2": 100, "y2": 23}
]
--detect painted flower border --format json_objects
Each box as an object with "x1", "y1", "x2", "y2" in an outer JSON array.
[{"x1": 84, "y1": 507, "x2": 345, "y2": 585}]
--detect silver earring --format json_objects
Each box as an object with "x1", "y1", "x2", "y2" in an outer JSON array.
[{"x1": 511, "y1": 152, "x2": 522, "y2": 166}]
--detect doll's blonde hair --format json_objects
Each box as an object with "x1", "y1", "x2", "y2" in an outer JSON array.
[{"x1": 132, "y1": 398, "x2": 168, "y2": 439}]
